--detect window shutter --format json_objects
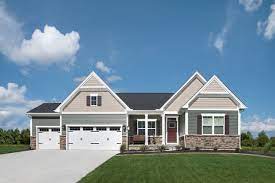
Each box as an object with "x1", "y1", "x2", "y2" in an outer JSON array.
[
  {"x1": 86, "y1": 96, "x2": 90, "y2": 106},
  {"x1": 225, "y1": 115, "x2": 229, "y2": 135},
  {"x1": 197, "y1": 115, "x2": 202, "y2": 134},
  {"x1": 97, "y1": 96, "x2": 102, "y2": 106},
  {"x1": 157, "y1": 120, "x2": 161, "y2": 136}
]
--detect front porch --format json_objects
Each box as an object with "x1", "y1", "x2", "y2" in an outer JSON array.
[{"x1": 127, "y1": 113, "x2": 183, "y2": 146}]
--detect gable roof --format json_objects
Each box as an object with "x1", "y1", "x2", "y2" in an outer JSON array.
[
  {"x1": 117, "y1": 93, "x2": 173, "y2": 110},
  {"x1": 27, "y1": 103, "x2": 61, "y2": 113},
  {"x1": 183, "y1": 75, "x2": 247, "y2": 109},
  {"x1": 54, "y1": 71, "x2": 130, "y2": 112},
  {"x1": 160, "y1": 71, "x2": 207, "y2": 110}
]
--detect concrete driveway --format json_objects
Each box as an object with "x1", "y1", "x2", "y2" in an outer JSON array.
[{"x1": 0, "y1": 150, "x2": 118, "y2": 183}]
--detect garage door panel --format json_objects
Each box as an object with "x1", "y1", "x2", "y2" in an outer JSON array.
[
  {"x1": 38, "y1": 128, "x2": 60, "y2": 150},
  {"x1": 68, "y1": 126, "x2": 122, "y2": 150}
]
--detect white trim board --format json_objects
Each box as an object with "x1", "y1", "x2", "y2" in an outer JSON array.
[
  {"x1": 160, "y1": 71, "x2": 207, "y2": 110},
  {"x1": 182, "y1": 75, "x2": 247, "y2": 109},
  {"x1": 55, "y1": 71, "x2": 130, "y2": 112}
]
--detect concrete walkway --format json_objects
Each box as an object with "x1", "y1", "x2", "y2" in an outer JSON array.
[{"x1": 0, "y1": 150, "x2": 118, "y2": 183}]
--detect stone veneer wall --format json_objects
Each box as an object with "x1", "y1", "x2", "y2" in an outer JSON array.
[
  {"x1": 60, "y1": 135, "x2": 66, "y2": 150},
  {"x1": 185, "y1": 135, "x2": 240, "y2": 149},
  {"x1": 148, "y1": 136, "x2": 162, "y2": 145},
  {"x1": 30, "y1": 136, "x2": 36, "y2": 150}
]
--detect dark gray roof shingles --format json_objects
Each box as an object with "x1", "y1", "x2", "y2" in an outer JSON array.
[
  {"x1": 116, "y1": 93, "x2": 173, "y2": 110},
  {"x1": 27, "y1": 103, "x2": 61, "y2": 113}
]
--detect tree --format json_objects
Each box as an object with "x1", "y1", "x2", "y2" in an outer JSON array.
[
  {"x1": 241, "y1": 131, "x2": 254, "y2": 147},
  {"x1": 20, "y1": 129, "x2": 30, "y2": 144},
  {"x1": 270, "y1": 137, "x2": 275, "y2": 147},
  {"x1": 256, "y1": 131, "x2": 269, "y2": 147}
]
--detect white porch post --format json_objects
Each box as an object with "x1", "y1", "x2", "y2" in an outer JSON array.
[
  {"x1": 185, "y1": 110, "x2": 188, "y2": 135},
  {"x1": 145, "y1": 114, "x2": 148, "y2": 145},
  {"x1": 161, "y1": 114, "x2": 165, "y2": 145},
  {"x1": 126, "y1": 114, "x2": 129, "y2": 149},
  {"x1": 30, "y1": 118, "x2": 32, "y2": 137},
  {"x1": 238, "y1": 110, "x2": 241, "y2": 136},
  {"x1": 60, "y1": 114, "x2": 63, "y2": 135}
]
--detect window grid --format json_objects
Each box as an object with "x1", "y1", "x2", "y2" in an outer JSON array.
[{"x1": 202, "y1": 115, "x2": 225, "y2": 135}]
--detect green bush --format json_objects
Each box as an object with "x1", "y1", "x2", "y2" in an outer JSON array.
[
  {"x1": 263, "y1": 141, "x2": 272, "y2": 154},
  {"x1": 158, "y1": 145, "x2": 166, "y2": 152},
  {"x1": 140, "y1": 145, "x2": 148, "y2": 152},
  {"x1": 241, "y1": 131, "x2": 254, "y2": 147},
  {"x1": 120, "y1": 144, "x2": 126, "y2": 153},
  {"x1": 175, "y1": 145, "x2": 183, "y2": 151}
]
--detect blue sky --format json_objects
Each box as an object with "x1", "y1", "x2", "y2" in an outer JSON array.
[{"x1": 0, "y1": 0, "x2": 274, "y2": 136}]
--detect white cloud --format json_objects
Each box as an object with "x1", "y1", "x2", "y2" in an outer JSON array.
[
  {"x1": 107, "y1": 75, "x2": 122, "y2": 83},
  {"x1": 0, "y1": 3, "x2": 80, "y2": 67},
  {"x1": 257, "y1": 4, "x2": 275, "y2": 40},
  {"x1": 242, "y1": 115, "x2": 275, "y2": 133},
  {"x1": 239, "y1": 0, "x2": 263, "y2": 12},
  {"x1": 95, "y1": 61, "x2": 111, "y2": 73},
  {"x1": 210, "y1": 23, "x2": 230, "y2": 54},
  {"x1": 73, "y1": 76, "x2": 86, "y2": 83},
  {"x1": 0, "y1": 82, "x2": 44, "y2": 129}
]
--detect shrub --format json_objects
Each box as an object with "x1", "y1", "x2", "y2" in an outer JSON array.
[
  {"x1": 241, "y1": 131, "x2": 254, "y2": 147},
  {"x1": 120, "y1": 144, "x2": 126, "y2": 153},
  {"x1": 263, "y1": 141, "x2": 272, "y2": 154},
  {"x1": 140, "y1": 145, "x2": 148, "y2": 152},
  {"x1": 235, "y1": 148, "x2": 240, "y2": 153},
  {"x1": 195, "y1": 147, "x2": 200, "y2": 152},
  {"x1": 256, "y1": 131, "x2": 269, "y2": 147},
  {"x1": 158, "y1": 145, "x2": 166, "y2": 152},
  {"x1": 213, "y1": 147, "x2": 218, "y2": 152},
  {"x1": 175, "y1": 145, "x2": 182, "y2": 151}
]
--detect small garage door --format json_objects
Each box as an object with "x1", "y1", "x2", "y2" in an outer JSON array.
[
  {"x1": 38, "y1": 127, "x2": 60, "y2": 150},
  {"x1": 68, "y1": 126, "x2": 122, "y2": 150}
]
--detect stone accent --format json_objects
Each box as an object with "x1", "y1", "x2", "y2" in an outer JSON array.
[
  {"x1": 129, "y1": 145, "x2": 159, "y2": 151},
  {"x1": 148, "y1": 136, "x2": 162, "y2": 145},
  {"x1": 185, "y1": 135, "x2": 240, "y2": 150},
  {"x1": 30, "y1": 136, "x2": 36, "y2": 150},
  {"x1": 60, "y1": 135, "x2": 66, "y2": 150}
]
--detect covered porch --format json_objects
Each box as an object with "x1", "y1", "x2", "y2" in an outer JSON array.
[{"x1": 127, "y1": 111, "x2": 184, "y2": 147}]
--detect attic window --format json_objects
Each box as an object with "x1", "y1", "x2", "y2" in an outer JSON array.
[{"x1": 90, "y1": 94, "x2": 98, "y2": 106}]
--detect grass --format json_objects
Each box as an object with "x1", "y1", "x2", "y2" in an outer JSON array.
[
  {"x1": 0, "y1": 144, "x2": 30, "y2": 154},
  {"x1": 241, "y1": 146, "x2": 275, "y2": 152},
  {"x1": 80, "y1": 154, "x2": 275, "y2": 183}
]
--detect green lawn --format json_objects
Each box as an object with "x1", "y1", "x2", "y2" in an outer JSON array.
[
  {"x1": 80, "y1": 154, "x2": 275, "y2": 183},
  {"x1": 0, "y1": 144, "x2": 30, "y2": 154}
]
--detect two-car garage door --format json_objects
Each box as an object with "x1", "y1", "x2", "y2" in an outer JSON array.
[{"x1": 68, "y1": 126, "x2": 122, "y2": 150}]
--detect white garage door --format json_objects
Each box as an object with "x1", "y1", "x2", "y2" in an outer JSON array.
[
  {"x1": 68, "y1": 126, "x2": 122, "y2": 150},
  {"x1": 38, "y1": 127, "x2": 60, "y2": 150}
]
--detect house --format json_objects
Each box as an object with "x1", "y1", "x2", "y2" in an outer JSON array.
[{"x1": 26, "y1": 71, "x2": 246, "y2": 150}]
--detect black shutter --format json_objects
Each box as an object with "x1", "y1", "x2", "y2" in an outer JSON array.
[
  {"x1": 197, "y1": 115, "x2": 202, "y2": 134},
  {"x1": 97, "y1": 96, "x2": 102, "y2": 106},
  {"x1": 86, "y1": 96, "x2": 90, "y2": 106},
  {"x1": 225, "y1": 115, "x2": 229, "y2": 135}
]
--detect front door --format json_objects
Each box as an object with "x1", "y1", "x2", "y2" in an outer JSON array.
[{"x1": 167, "y1": 118, "x2": 177, "y2": 143}]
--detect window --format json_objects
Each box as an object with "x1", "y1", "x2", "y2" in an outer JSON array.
[
  {"x1": 110, "y1": 127, "x2": 120, "y2": 131},
  {"x1": 51, "y1": 128, "x2": 60, "y2": 132},
  {"x1": 70, "y1": 127, "x2": 80, "y2": 131},
  {"x1": 137, "y1": 120, "x2": 145, "y2": 135},
  {"x1": 39, "y1": 128, "x2": 49, "y2": 132},
  {"x1": 202, "y1": 114, "x2": 225, "y2": 135},
  {"x1": 96, "y1": 127, "x2": 106, "y2": 131},
  {"x1": 90, "y1": 94, "x2": 98, "y2": 106},
  {"x1": 83, "y1": 127, "x2": 93, "y2": 131},
  {"x1": 148, "y1": 121, "x2": 156, "y2": 136}
]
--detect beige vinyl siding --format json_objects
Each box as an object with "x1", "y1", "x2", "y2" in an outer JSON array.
[
  {"x1": 189, "y1": 97, "x2": 237, "y2": 109},
  {"x1": 166, "y1": 78, "x2": 204, "y2": 111},
  {"x1": 83, "y1": 75, "x2": 104, "y2": 87},
  {"x1": 202, "y1": 79, "x2": 226, "y2": 93},
  {"x1": 63, "y1": 91, "x2": 125, "y2": 112}
]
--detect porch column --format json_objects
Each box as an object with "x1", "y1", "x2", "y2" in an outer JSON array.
[
  {"x1": 145, "y1": 114, "x2": 148, "y2": 145},
  {"x1": 238, "y1": 110, "x2": 241, "y2": 136},
  {"x1": 126, "y1": 114, "x2": 129, "y2": 150},
  {"x1": 185, "y1": 111, "x2": 188, "y2": 135},
  {"x1": 161, "y1": 114, "x2": 165, "y2": 145}
]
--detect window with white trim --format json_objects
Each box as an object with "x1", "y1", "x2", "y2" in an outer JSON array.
[
  {"x1": 90, "y1": 94, "x2": 98, "y2": 106},
  {"x1": 148, "y1": 121, "x2": 156, "y2": 136},
  {"x1": 202, "y1": 114, "x2": 225, "y2": 135},
  {"x1": 137, "y1": 120, "x2": 145, "y2": 135}
]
